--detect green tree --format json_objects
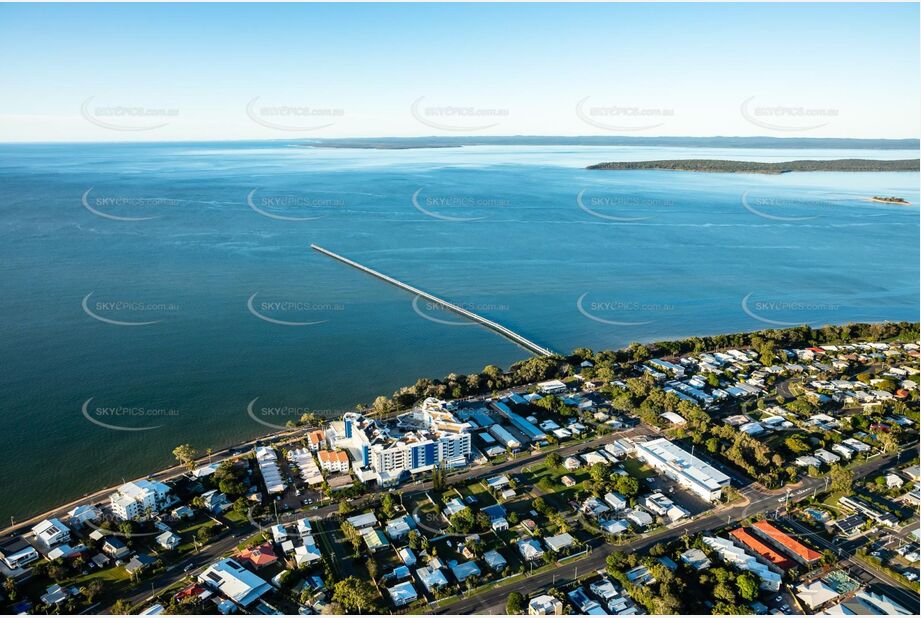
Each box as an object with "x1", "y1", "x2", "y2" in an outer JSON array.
[
  {"x1": 332, "y1": 576, "x2": 378, "y2": 613},
  {"x1": 590, "y1": 462, "x2": 609, "y2": 483},
  {"x1": 830, "y1": 464, "x2": 853, "y2": 494},
  {"x1": 532, "y1": 496, "x2": 548, "y2": 514},
  {"x1": 506, "y1": 591, "x2": 526, "y2": 614},
  {"x1": 81, "y1": 579, "x2": 103, "y2": 604},
  {"x1": 612, "y1": 475, "x2": 640, "y2": 497},
  {"x1": 449, "y1": 508, "x2": 475, "y2": 534},
  {"x1": 4, "y1": 577, "x2": 18, "y2": 602},
  {"x1": 648, "y1": 542, "x2": 667, "y2": 557},
  {"x1": 340, "y1": 522, "x2": 362, "y2": 554},
  {"x1": 196, "y1": 523, "x2": 216, "y2": 544},
  {"x1": 365, "y1": 556, "x2": 379, "y2": 589},
  {"x1": 172, "y1": 444, "x2": 198, "y2": 470},
  {"x1": 784, "y1": 435, "x2": 810, "y2": 455},
  {"x1": 381, "y1": 493, "x2": 396, "y2": 518},
  {"x1": 371, "y1": 396, "x2": 392, "y2": 416},
  {"x1": 408, "y1": 529, "x2": 421, "y2": 551},
  {"x1": 546, "y1": 452, "x2": 562, "y2": 469},
  {"x1": 713, "y1": 581, "x2": 737, "y2": 603},
  {"x1": 735, "y1": 572, "x2": 759, "y2": 601}
]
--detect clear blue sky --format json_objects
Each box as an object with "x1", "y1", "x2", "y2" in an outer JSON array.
[{"x1": 1, "y1": 2, "x2": 918, "y2": 141}]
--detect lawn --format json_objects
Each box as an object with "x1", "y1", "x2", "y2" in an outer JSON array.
[
  {"x1": 524, "y1": 460, "x2": 577, "y2": 491},
  {"x1": 458, "y1": 480, "x2": 497, "y2": 507},
  {"x1": 313, "y1": 518, "x2": 351, "y2": 577},
  {"x1": 620, "y1": 457, "x2": 654, "y2": 480},
  {"x1": 223, "y1": 509, "x2": 249, "y2": 525},
  {"x1": 69, "y1": 564, "x2": 132, "y2": 585}
]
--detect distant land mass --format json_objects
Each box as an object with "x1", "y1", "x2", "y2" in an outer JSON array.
[
  {"x1": 870, "y1": 196, "x2": 911, "y2": 205},
  {"x1": 300, "y1": 136, "x2": 920, "y2": 150},
  {"x1": 586, "y1": 158, "x2": 920, "y2": 174}
]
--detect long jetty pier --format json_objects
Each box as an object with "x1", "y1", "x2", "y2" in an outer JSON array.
[{"x1": 310, "y1": 244, "x2": 556, "y2": 357}]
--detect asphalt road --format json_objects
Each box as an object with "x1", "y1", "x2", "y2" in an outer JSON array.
[
  {"x1": 781, "y1": 516, "x2": 920, "y2": 612},
  {"x1": 433, "y1": 449, "x2": 918, "y2": 615},
  {"x1": 101, "y1": 526, "x2": 257, "y2": 612},
  {"x1": 82, "y1": 435, "x2": 917, "y2": 614}
]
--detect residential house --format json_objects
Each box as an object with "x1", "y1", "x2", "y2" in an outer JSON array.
[
  {"x1": 124, "y1": 554, "x2": 156, "y2": 577},
  {"x1": 581, "y1": 496, "x2": 610, "y2": 518},
  {"x1": 680, "y1": 548, "x2": 711, "y2": 571},
  {"x1": 156, "y1": 531, "x2": 180, "y2": 551},
  {"x1": 200, "y1": 490, "x2": 231, "y2": 514},
  {"x1": 482, "y1": 504, "x2": 509, "y2": 531},
  {"x1": 198, "y1": 558, "x2": 272, "y2": 608},
  {"x1": 415, "y1": 566, "x2": 449, "y2": 592},
  {"x1": 600, "y1": 519, "x2": 629, "y2": 535},
  {"x1": 387, "y1": 581, "x2": 418, "y2": 607},
  {"x1": 32, "y1": 518, "x2": 71, "y2": 548},
  {"x1": 345, "y1": 512, "x2": 378, "y2": 531},
  {"x1": 517, "y1": 539, "x2": 545, "y2": 562},
  {"x1": 483, "y1": 549, "x2": 507, "y2": 572},
  {"x1": 236, "y1": 542, "x2": 277, "y2": 571},
  {"x1": 626, "y1": 508, "x2": 653, "y2": 528},
  {"x1": 398, "y1": 547, "x2": 417, "y2": 567},
  {"x1": 102, "y1": 537, "x2": 131, "y2": 559},
  {"x1": 66, "y1": 505, "x2": 101, "y2": 528},
  {"x1": 294, "y1": 542, "x2": 323, "y2": 567},
  {"x1": 603, "y1": 492, "x2": 627, "y2": 511},
  {"x1": 450, "y1": 560, "x2": 481, "y2": 583},
  {"x1": 0, "y1": 537, "x2": 39, "y2": 570},
  {"x1": 362, "y1": 528, "x2": 389, "y2": 553},
  {"x1": 40, "y1": 584, "x2": 72, "y2": 606},
  {"x1": 528, "y1": 594, "x2": 564, "y2": 615},
  {"x1": 544, "y1": 533, "x2": 575, "y2": 553},
  {"x1": 385, "y1": 515, "x2": 415, "y2": 541}
]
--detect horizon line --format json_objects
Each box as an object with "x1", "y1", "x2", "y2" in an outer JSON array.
[{"x1": 1, "y1": 134, "x2": 919, "y2": 146}]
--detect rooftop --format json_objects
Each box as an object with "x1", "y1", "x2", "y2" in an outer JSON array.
[
  {"x1": 730, "y1": 527, "x2": 796, "y2": 570},
  {"x1": 752, "y1": 520, "x2": 822, "y2": 562}
]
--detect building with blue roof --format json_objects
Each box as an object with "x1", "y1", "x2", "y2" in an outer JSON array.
[{"x1": 450, "y1": 560, "x2": 481, "y2": 582}]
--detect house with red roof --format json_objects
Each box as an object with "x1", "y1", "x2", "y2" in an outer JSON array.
[
  {"x1": 235, "y1": 542, "x2": 278, "y2": 570},
  {"x1": 730, "y1": 527, "x2": 796, "y2": 571},
  {"x1": 751, "y1": 520, "x2": 822, "y2": 565},
  {"x1": 174, "y1": 584, "x2": 209, "y2": 602}
]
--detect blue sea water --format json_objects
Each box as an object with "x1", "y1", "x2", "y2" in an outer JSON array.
[{"x1": 0, "y1": 141, "x2": 918, "y2": 519}]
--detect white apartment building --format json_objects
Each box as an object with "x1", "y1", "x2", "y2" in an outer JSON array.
[
  {"x1": 254, "y1": 446, "x2": 285, "y2": 495},
  {"x1": 109, "y1": 480, "x2": 171, "y2": 521},
  {"x1": 317, "y1": 450, "x2": 350, "y2": 473},
  {"x1": 334, "y1": 409, "x2": 471, "y2": 484}
]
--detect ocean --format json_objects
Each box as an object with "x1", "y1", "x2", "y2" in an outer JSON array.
[{"x1": 0, "y1": 141, "x2": 917, "y2": 520}]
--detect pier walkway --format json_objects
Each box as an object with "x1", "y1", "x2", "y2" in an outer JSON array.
[{"x1": 310, "y1": 244, "x2": 556, "y2": 357}]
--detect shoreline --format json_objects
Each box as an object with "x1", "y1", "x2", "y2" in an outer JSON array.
[
  {"x1": 0, "y1": 425, "x2": 308, "y2": 539},
  {"x1": 4, "y1": 319, "x2": 917, "y2": 537},
  {"x1": 586, "y1": 158, "x2": 920, "y2": 173}
]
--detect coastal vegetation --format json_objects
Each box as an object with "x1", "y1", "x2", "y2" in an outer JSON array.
[
  {"x1": 871, "y1": 196, "x2": 911, "y2": 204},
  {"x1": 368, "y1": 322, "x2": 919, "y2": 414},
  {"x1": 586, "y1": 158, "x2": 920, "y2": 173}
]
